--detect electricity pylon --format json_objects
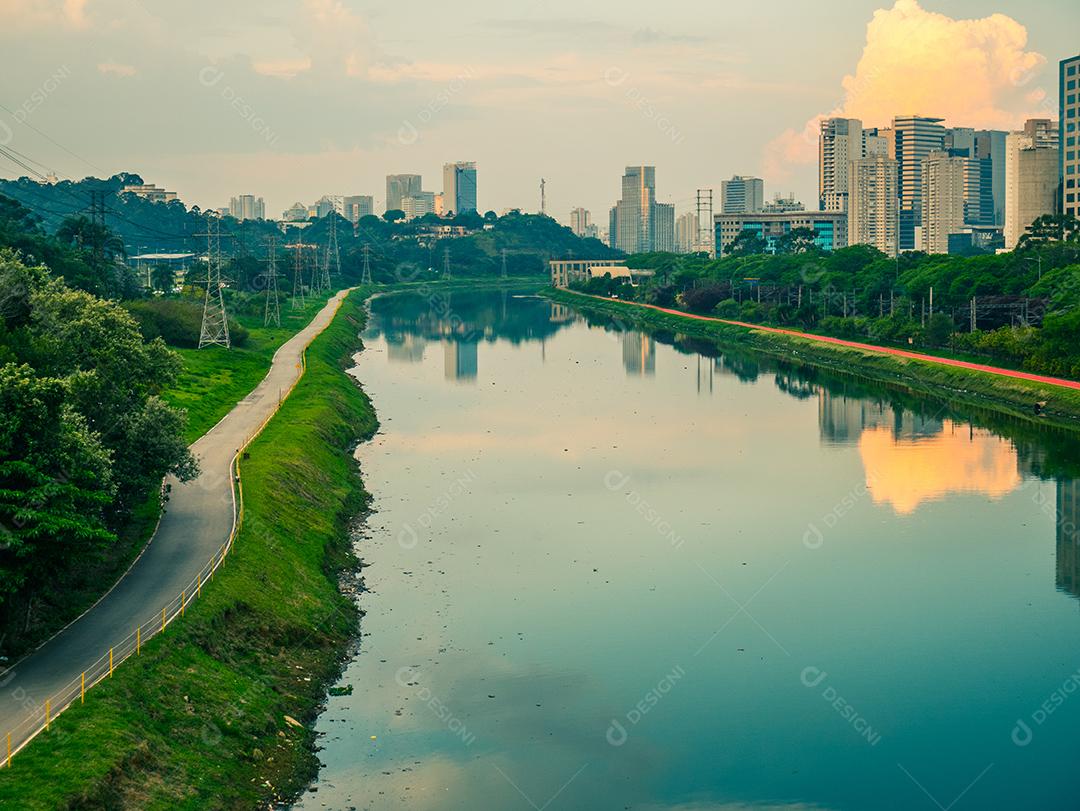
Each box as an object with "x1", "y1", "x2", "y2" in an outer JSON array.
[
  {"x1": 321, "y1": 213, "x2": 340, "y2": 292},
  {"x1": 264, "y1": 236, "x2": 280, "y2": 327},
  {"x1": 361, "y1": 244, "x2": 373, "y2": 285},
  {"x1": 290, "y1": 240, "x2": 306, "y2": 309},
  {"x1": 197, "y1": 215, "x2": 230, "y2": 349}
]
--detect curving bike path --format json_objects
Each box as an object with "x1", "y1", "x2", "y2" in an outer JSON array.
[
  {"x1": 575, "y1": 292, "x2": 1080, "y2": 392},
  {"x1": 0, "y1": 288, "x2": 355, "y2": 761}
]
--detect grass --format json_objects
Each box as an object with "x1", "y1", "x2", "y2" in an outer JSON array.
[
  {"x1": 549, "y1": 288, "x2": 1080, "y2": 432},
  {"x1": 0, "y1": 287, "x2": 378, "y2": 809},
  {"x1": 164, "y1": 296, "x2": 337, "y2": 443}
]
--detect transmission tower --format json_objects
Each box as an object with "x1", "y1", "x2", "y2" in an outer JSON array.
[
  {"x1": 695, "y1": 189, "x2": 715, "y2": 257},
  {"x1": 443, "y1": 247, "x2": 451, "y2": 281},
  {"x1": 264, "y1": 236, "x2": 280, "y2": 327},
  {"x1": 197, "y1": 215, "x2": 231, "y2": 349},
  {"x1": 321, "y1": 213, "x2": 340, "y2": 292},
  {"x1": 290, "y1": 240, "x2": 306, "y2": 309},
  {"x1": 540, "y1": 178, "x2": 546, "y2": 216},
  {"x1": 501, "y1": 248, "x2": 508, "y2": 279},
  {"x1": 361, "y1": 244, "x2": 373, "y2": 285}
]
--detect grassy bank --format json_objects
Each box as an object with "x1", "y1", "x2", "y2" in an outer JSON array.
[
  {"x1": 0, "y1": 287, "x2": 378, "y2": 809},
  {"x1": 549, "y1": 289, "x2": 1080, "y2": 432}
]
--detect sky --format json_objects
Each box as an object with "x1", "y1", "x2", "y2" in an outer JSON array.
[{"x1": 0, "y1": 0, "x2": 1077, "y2": 225}]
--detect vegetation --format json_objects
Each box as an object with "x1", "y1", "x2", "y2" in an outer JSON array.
[
  {"x1": 0, "y1": 287, "x2": 377, "y2": 809},
  {"x1": 579, "y1": 214, "x2": 1080, "y2": 379}
]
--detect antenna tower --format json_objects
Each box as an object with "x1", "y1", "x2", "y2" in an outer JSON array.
[
  {"x1": 197, "y1": 214, "x2": 231, "y2": 349},
  {"x1": 540, "y1": 178, "x2": 546, "y2": 215}
]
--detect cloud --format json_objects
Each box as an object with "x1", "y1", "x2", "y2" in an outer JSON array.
[
  {"x1": 763, "y1": 0, "x2": 1048, "y2": 180},
  {"x1": 0, "y1": 0, "x2": 91, "y2": 29},
  {"x1": 294, "y1": 0, "x2": 373, "y2": 77}
]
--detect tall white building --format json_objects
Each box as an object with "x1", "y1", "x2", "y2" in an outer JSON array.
[
  {"x1": 443, "y1": 162, "x2": 478, "y2": 214},
  {"x1": 819, "y1": 118, "x2": 864, "y2": 212},
  {"x1": 610, "y1": 166, "x2": 656, "y2": 253},
  {"x1": 893, "y1": 115, "x2": 946, "y2": 251},
  {"x1": 229, "y1": 194, "x2": 265, "y2": 221},
  {"x1": 570, "y1": 207, "x2": 592, "y2": 237},
  {"x1": 921, "y1": 151, "x2": 970, "y2": 255},
  {"x1": 386, "y1": 174, "x2": 422, "y2": 212},
  {"x1": 343, "y1": 195, "x2": 373, "y2": 223},
  {"x1": 1005, "y1": 119, "x2": 1060, "y2": 249},
  {"x1": 402, "y1": 192, "x2": 436, "y2": 220},
  {"x1": 721, "y1": 176, "x2": 764, "y2": 214},
  {"x1": 1062, "y1": 56, "x2": 1080, "y2": 221},
  {"x1": 675, "y1": 212, "x2": 699, "y2": 253},
  {"x1": 654, "y1": 203, "x2": 675, "y2": 253},
  {"x1": 849, "y1": 156, "x2": 899, "y2": 257}
]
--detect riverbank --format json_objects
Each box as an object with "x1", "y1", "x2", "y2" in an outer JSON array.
[
  {"x1": 548, "y1": 289, "x2": 1080, "y2": 432},
  {"x1": 0, "y1": 288, "x2": 377, "y2": 809}
]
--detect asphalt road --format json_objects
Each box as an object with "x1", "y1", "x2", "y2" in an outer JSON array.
[{"x1": 0, "y1": 288, "x2": 353, "y2": 757}]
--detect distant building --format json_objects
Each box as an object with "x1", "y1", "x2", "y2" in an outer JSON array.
[
  {"x1": 654, "y1": 203, "x2": 675, "y2": 252},
  {"x1": 570, "y1": 207, "x2": 592, "y2": 237},
  {"x1": 228, "y1": 194, "x2": 265, "y2": 221},
  {"x1": 721, "y1": 176, "x2": 764, "y2": 214},
  {"x1": 761, "y1": 194, "x2": 804, "y2": 214},
  {"x1": 1062, "y1": 55, "x2": 1080, "y2": 220},
  {"x1": 610, "y1": 165, "x2": 656, "y2": 253},
  {"x1": 675, "y1": 211, "x2": 699, "y2": 253},
  {"x1": 850, "y1": 155, "x2": 899, "y2": 257},
  {"x1": 892, "y1": 115, "x2": 946, "y2": 251},
  {"x1": 443, "y1": 340, "x2": 478, "y2": 381},
  {"x1": 314, "y1": 195, "x2": 344, "y2": 218},
  {"x1": 715, "y1": 211, "x2": 848, "y2": 257},
  {"x1": 343, "y1": 195, "x2": 374, "y2": 223},
  {"x1": 401, "y1": 192, "x2": 436, "y2": 220},
  {"x1": 386, "y1": 174, "x2": 422, "y2": 212},
  {"x1": 819, "y1": 118, "x2": 864, "y2": 211},
  {"x1": 1005, "y1": 120, "x2": 1060, "y2": 249},
  {"x1": 281, "y1": 202, "x2": 308, "y2": 222},
  {"x1": 443, "y1": 162, "x2": 477, "y2": 214},
  {"x1": 120, "y1": 183, "x2": 177, "y2": 204},
  {"x1": 922, "y1": 151, "x2": 973, "y2": 255}
]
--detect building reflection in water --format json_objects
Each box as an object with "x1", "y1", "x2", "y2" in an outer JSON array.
[
  {"x1": 443, "y1": 340, "x2": 478, "y2": 382},
  {"x1": 386, "y1": 333, "x2": 427, "y2": 363},
  {"x1": 622, "y1": 332, "x2": 655, "y2": 376},
  {"x1": 1056, "y1": 480, "x2": 1080, "y2": 600}
]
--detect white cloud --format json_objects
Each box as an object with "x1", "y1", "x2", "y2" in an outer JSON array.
[
  {"x1": 763, "y1": 0, "x2": 1049, "y2": 180},
  {"x1": 97, "y1": 62, "x2": 136, "y2": 77}
]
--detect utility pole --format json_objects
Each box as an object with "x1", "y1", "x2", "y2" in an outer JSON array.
[
  {"x1": 443, "y1": 247, "x2": 451, "y2": 281},
  {"x1": 197, "y1": 214, "x2": 231, "y2": 349},
  {"x1": 321, "y1": 212, "x2": 340, "y2": 292},
  {"x1": 361, "y1": 244, "x2": 373, "y2": 285},
  {"x1": 264, "y1": 236, "x2": 280, "y2": 327},
  {"x1": 290, "y1": 240, "x2": 306, "y2": 309},
  {"x1": 695, "y1": 189, "x2": 715, "y2": 257},
  {"x1": 540, "y1": 178, "x2": 546, "y2": 216},
  {"x1": 501, "y1": 248, "x2": 508, "y2": 279}
]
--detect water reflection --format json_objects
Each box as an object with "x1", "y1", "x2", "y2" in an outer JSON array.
[{"x1": 622, "y1": 332, "x2": 655, "y2": 376}]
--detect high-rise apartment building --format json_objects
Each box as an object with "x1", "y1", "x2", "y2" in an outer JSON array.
[
  {"x1": 229, "y1": 194, "x2": 265, "y2": 221},
  {"x1": 1005, "y1": 119, "x2": 1061, "y2": 249},
  {"x1": 675, "y1": 212, "x2": 699, "y2": 253},
  {"x1": 921, "y1": 151, "x2": 971, "y2": 255},
  {"x1": 892, "y1": 116, "x2": 946, "y2": 251},
  {"x1": 386, "y1": 174, "x2": 422, "y2": 212},
  {"x1": 570, "y1": 207, "x2": 592, "y2": 237},
  {"x1": 443, "y1": 162, "x2": 478, "y2": 214},
  {"x1": 721, "y1": 176, "x2": 764, "y2": 214},
  {"x1": 819, "y1": 118, "x2": 864, "y2": 211},
  {"x1": 654, "y1": 203, "x2": 675, "y2": 253},
  {"x1": 1062, "y1": 55, "x2": 1080, "y2": 220},
  {"x1": 849, "y1": 155, "x2": 899, "y2": 257},
  {"x1": 343, "y1": 195, "x2": 373, "y2": 223},
  {"x1": 611, "y1": 166, "x2": 656, "y2": 254},
  {"x1": 401, "y1": 192, "x2": 436, "y2": 220}
]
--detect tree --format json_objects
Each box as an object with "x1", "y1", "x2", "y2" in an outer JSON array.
[
  {"x1": 726, "y1": 230, "x2": 767, "y2": 257},
  {"x1": 55, "y1": 216, "x2": 127, "y2": 263},
  {"x1": 775, "y1": 227, "x2": 819, "y2": 255},
  {"x1": 150, "y1": 263, "x2": 175, "y2": 294},
  {"x1": 1017, "y1": 214, "x2": 1080, "y2": 249},
  {"x1": 383, "y1": 209, "x2": 405, "y2": 223}
]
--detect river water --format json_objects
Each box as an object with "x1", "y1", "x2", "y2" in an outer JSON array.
[{"x1": 295, "y1": 289, "x2": 1080, "y2": 811}]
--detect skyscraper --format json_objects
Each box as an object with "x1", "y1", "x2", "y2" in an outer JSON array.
[
  {"x1": 675, "y1": 212, "x2": 699, "y2": 253},
  {"x1": 850, "y1": 155, "x2": 899, "y2": 257},
  {"x1": 654, "y1": 203, "x2": 675, "y2": 253},
  {"x1": 612, "y1": 166, "x2": 656, "y2": 254},
  {"x1": 343, "y1": 195, "x2": 373, "y2": 223},
  {"x1": 386, "y1": 174, "x2": 422, "y2": 212},
  {"x1": 1005, "y1": 120, "x2": 1060, "y2": 249},
  {"x1": 401, "y1": 192, "x2": 435, "y2": 220},
  {"x1": 570, "y1": 207, "x2": 592, "y2": 237},
  {"x1": 721, "y1": 176, "x2": 764, "y2": 214},
  {"x1": 819, "y1": 118, "x2": 864, "y2": 211},
  {"x1": 443, "y1": 162, "x2": 478, "y2": 214},
  {"x1": 892, "y1": 116, "x2": 946, "y2": 251},
  {"x1": 921, "y1": 151, "x2": 971, "y2": 255},
  {"x1": 228, "y1": 194, "x2": 265, "y2": 221},
  {"x1": 1062, "y1": 55, "x2": 1080, "y2": 220}
]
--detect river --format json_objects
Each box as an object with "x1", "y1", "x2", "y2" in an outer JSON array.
[{"x1": 295, "y1": 288, "x2": 1080, "y2": 811}]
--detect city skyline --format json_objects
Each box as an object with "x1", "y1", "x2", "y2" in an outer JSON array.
[{"x1": 0, "y1": 0, "x2": 1076, "y2": 223}]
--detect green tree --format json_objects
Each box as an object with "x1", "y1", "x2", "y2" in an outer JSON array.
[
  {"x1": 726, "y1": 230, "x2": 767, "y2": 257},
  {"x1": 150, "y1": 263, "x2": 175, "y2": 294}
]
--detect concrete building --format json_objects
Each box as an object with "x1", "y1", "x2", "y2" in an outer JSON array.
[
  {"x1": 849, "y1": 155, "x2": 899, "y2": 257},
  {"x1": 1063, "y1": 55, "x2": 1080, "y2": 220},
  {"x1": 343, "y1": 195, "x2": 374, "y2": 223},
  {"x1": 654, "y1": 202, "x2": 675, "y2": 253},
  {"x1": 281, "y1": 202, "x2": 308, "y2": 222},
  {"x1": 715, "y1": 211, "x2": 848, "y2": 257},
  {"x1": 610, "y1": 165, "x2": 657, "y2": 254},
  {"x1": 315, "y1": 195, "x2": 343, "y2": 218},
  {"x1": 549, "y1": 258, "x2": 635, "y2": 287},
  {"x1": 892, "y1": 116, "x2": 946, "y2": 251},
  {"x1": 443, "y1": 162, "x2": 478, "y2": 214},
  {"x1": 401, "y1": 192, "x2": 435, "y2": 220},
  {"x1": 762, "y1": 194, "x2": 804, "y2": 214},
  {"x1": 676, "y1": 212, "x2": 699, "y2": 253},
  {"x1": 721, "y1": 176, "x2": 764, "y2": 214},
  {"x1": 386, "y1": 174, "x2": 422, "y2": 212},
  {"x1": 570, "y1": 207, "x2": 592, "y2": 237},
  {"x1": 120, "y1": 183, "x2": 177, "y2": 204},
  {"x1": 1005, "y1": 120, "x2": 1061, "y2": 249},
  {"x1": 819, "y1": 118, "x2": 864, "y2": 211},
  {"x1": 228, "y1": 194, "x2": 265, "y2": 221},
  {"x1": 921, "y1": 151, "x2": 972, "y2": 255}
]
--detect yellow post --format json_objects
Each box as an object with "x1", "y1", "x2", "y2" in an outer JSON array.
[
  {"x1": 210, "y1": 557, "x2": 214, "y2": 580},
  {"x1": 197, "y1": 572, "x2": 202, "y2": 598},
  {"x1": 136, "y1": 627, "x2": 141, "y2": 655},
  {"x1": 81, "y1": 672, "x2": 85, "y2": 704},
  {"x1": 109, "y1": 647, "x2": 113, "y2": 677},
  {"x1": 181, "y1": 591, "x2": 186, "y2": 617},
  {"x1": 5, "y1": 732, "x2": 9, "y2": 768},
  {"x1": 45, "y1": 699, "x2": 50, "y2": 731}
]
